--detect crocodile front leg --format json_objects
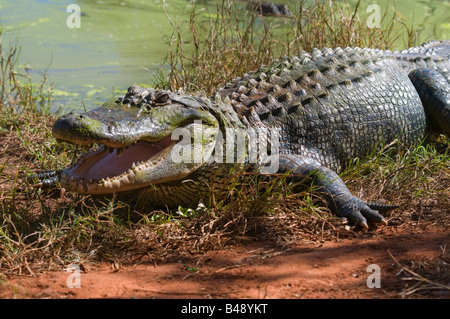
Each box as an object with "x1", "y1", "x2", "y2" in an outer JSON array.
[{"x1": 275, "y1": 154, "x2": 397, "y2": 228}]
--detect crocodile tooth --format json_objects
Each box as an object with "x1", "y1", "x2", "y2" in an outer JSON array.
[
  {"x1": 117, "y1": 148, "x2": 123, "y2": 156},
  {"x1": 112, "y1": 180, "x2": 121, "y2": 188},
  {"x1": 132, "y1": 162, "x2": 136, "y2": 169}
]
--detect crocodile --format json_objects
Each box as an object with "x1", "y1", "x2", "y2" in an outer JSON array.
[
  {"x1": 42, "y1": 40, "x2": 450, "y2": 229},
  {"x1": 246, "y1": 1, "x2": 292, "y2": 17}
]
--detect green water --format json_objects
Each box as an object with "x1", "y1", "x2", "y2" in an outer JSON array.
[
  {"x1": 0, "y1": 0, "x2": 190, "y2": 110},
  {"x1": 0, "y1": 0, "x2": 449, "y2": 112}
]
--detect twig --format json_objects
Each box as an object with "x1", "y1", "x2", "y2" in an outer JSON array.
[{"x1": 389, "y1": 249, "x2": 450, "y2": 293}]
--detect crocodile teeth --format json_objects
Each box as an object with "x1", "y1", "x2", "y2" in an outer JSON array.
[
  {"x1": 104, "y1": 181, "x2": 113, "y2": 188},
  {"x1": 112, "y1": 180, "x2": 121, "y2": 188}
]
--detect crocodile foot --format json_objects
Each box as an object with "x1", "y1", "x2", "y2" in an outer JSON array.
[
  {"x1": 335, "y1": 195, "x2": 399, "y2": 229},
  {"x1": 277, "y1": 154, "x2": 399, "y2": 229},
  {"x1": 27, "y1": 170, "x2": 60, "y2": 188}
]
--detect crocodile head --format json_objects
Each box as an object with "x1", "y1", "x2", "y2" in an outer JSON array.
[{"x1": 52, "y1": 86, "x2": 222, "y2": 194}]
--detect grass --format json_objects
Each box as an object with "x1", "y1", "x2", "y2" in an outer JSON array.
[
  {"x1": 0, "y1": 0, "x2": 449, "y2": 297},
  {"x1": 157, "y1": 0, "x2": 417, "y2": 94}
]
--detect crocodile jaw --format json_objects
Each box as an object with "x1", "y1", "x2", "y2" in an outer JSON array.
[
  {"x1": 52, "y1": 87, "x2": 221, "y2": 194},
  {"x1": 58, "y1": 124, "x2": 219, "y2": 194}
]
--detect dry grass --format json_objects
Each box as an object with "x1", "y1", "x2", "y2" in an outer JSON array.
[{"x1": 390, "y1": 247, "x2": 450, "y2": 298}]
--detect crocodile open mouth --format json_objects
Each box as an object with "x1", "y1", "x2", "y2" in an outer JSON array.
[{"x1": 60, "y1": 135, "x2": 175, "y2": 193}]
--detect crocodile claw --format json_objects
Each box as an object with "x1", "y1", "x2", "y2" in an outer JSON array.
[
  {"x1": 27, "y1": 170, "x2": 60, "y2": 188},
  {"x1": 336, "y1": 196, "x2": 396, "y2": 228}
]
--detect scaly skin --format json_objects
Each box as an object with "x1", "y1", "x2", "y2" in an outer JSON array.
[{"x1": 42, "y1": 40, "x2": 450, "y2": 229}]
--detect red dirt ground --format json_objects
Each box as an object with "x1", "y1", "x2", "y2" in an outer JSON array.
[{"x1": 2, "y1": 227, "x2": 449, "y2": 299}]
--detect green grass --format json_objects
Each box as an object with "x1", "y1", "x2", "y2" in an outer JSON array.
[
  {"x1": 0, "y1": 0, "x2": 448, "y2": 279},
  {"x1": 344, "y1": 138, "x2": 450, "y2": 198}
]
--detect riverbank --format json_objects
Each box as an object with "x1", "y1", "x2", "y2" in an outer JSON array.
[{"x1": 1, "y1": 0, "x2": 449, "y2": 299}]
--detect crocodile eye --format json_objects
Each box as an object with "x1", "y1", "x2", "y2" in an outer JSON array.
[{"x1": 153, "y1": 92, "x2": 170, "y2": 106}]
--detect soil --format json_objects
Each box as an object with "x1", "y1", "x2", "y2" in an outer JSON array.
[{"x1": 1, "y1": 226, "x2": 449, "y2": 299}]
